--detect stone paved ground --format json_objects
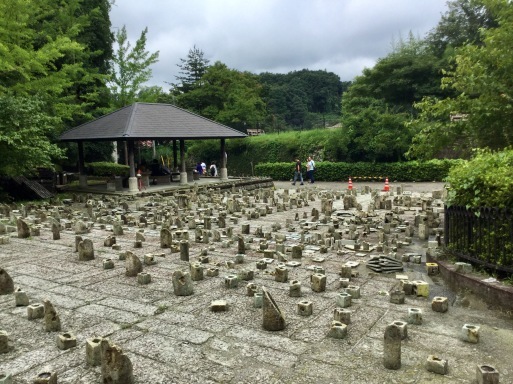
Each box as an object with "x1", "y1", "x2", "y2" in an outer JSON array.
[{"x1": 1, "y1": 181, "x2": 512, "y2": 383}]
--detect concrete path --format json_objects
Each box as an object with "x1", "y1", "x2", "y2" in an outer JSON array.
[{"x1": 0, "y1": 181, "x2": 511, "y2": 383}]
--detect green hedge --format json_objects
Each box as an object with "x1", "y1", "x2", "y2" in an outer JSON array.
[
  {"x1": 87, "y1": 162, "x2": 130, "y2": 177},
  {"x1": 255, "y1": 159, "x2": 462, "y2": 182}
]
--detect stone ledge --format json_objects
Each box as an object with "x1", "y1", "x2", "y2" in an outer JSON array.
[{"x1": 427, "y1": 253, "x2": 513, "y2": 312}]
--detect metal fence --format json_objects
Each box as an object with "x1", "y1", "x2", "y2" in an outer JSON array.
[{"x1": 444, "y1": 205, "x2": 513, "y2": 274}]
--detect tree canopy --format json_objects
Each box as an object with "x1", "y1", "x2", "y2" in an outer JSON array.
[{"x1": 407, "y1": 0, "x2": 513, "y2": 159}]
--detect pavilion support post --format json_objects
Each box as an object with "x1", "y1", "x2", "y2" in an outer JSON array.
[
  {"x1": 220, "y1": 138, "x2": 228, "y2": 181},
  {"x1": 179, "y1": 139, "x2": 188, "y2": 185},
  {"x1": 127, "y1": 140, "x2": 138, "y2": 192},
  {"x1": 173, "y1": 140, "x2": 178, "y2": 172},
  {"x1": 77, "y1": 141, "x2": 88, "y2": 187}
]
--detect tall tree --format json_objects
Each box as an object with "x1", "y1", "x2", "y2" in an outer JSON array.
[
  {"x1": 173, "y1": 45, "x2": 210, "y2": 94},
  {"x1": 176, "y1": 61, "x2": 266, "y2": 131},
  {"x1": 407, "y1": 0, "x2": 513, "y2": 159},
  {"x1": 0, "y1": 0, "x2": 96, "y2": 176},
  {"x1": 110, "y1": 25, "x2": 160, "y2": 108}
]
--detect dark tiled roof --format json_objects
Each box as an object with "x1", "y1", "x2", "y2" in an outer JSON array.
[{"x1": 59, "y1": 103, "x2": 247, "y2": 142}]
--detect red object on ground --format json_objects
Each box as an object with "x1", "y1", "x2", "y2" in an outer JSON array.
[
  {"x1": 383, "y1": 177, "x2": 390, "y2": 192},
  {"x1": 348, "y1": 177, "x2": 353, "y2": 190}
]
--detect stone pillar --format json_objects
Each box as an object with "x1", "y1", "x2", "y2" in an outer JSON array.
[
  {"x1": 179, "y1": 139, "x2": 187, "y2": 185},
  {"x1": 262, "y1": 287, "x2": 285, "y2": 331},
  {"x1": 180, "y1": 240, "x2": 189, "y2": 261},
  {"x1": 0, "y1": 269, "x2": 14, "y2": 295},
  {"x1": 220, "y1": 138, "x2": 228, "y2": 181},
  {"x1": 43, "y1": 300, "x2": 61, "y2": 332},
  {"x1": 100, "y1": 339, "x2": 134, "y2": 384},
  {"x1": 383, "y1": 323, "x2": 401, "y2": 370},
  {"x1": 77, "y1": 141, "x2": 88, "y2": 187},
  {"x1": 127, "y1": 140, "x2": 138, "y2": 192},
  {"x1": 173, "y1": 139, "x2": 178, "y2": 172}
]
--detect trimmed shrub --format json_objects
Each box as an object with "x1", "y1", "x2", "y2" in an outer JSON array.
[
  {"x1": 255, "y1": 159, "x2": 460, "y2": 182},
  {"x1": 87, "y1": 162, "x2": 130, "y2": 177},
  {"x1": 446, "y1": 148, "x2": 513, "y2": 208}
]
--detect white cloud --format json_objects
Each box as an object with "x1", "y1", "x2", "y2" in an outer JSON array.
[{"x1": 110, "y1": 0, "x2": 447, "y2": 87}]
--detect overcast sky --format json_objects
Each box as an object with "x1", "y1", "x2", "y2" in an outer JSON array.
[{"x1": 110, "y1": 0, "x2": 449, "y2": 88}]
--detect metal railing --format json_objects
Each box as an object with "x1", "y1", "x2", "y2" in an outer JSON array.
[{"x1": 444, "y1": 205, "x2": 513, "y2": 274}]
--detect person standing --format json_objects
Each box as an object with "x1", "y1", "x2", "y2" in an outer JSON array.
[
  {"x1": 201, "y1": 161, "x2": 207, "y2": 175},
  {"x1": 292, "y1": 158, "x2": 304, "y2": 185},
  {"x1": 209, "y1": 162, "x2": 218, "y2": 177},
  {"x1": 307, "y1": 156, "x2": 315, "y2": 183}
]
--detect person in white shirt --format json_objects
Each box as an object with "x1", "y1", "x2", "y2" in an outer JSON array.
[
  {"x1": 307, "y1": 156, "x2": 315, "y2": 183},
  {"x1": 209, "y1": 162, "x2": 218, "y2": 177},
  {"x1": 201, "y1": 161, "x2": 207, "y2": 175}
]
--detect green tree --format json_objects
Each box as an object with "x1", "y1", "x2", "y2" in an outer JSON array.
[
  {"x1": 176, "y1": 61, "x2": 266, "y2": 131},
  {"x1": 0, "y1": 0, "x2": 103, "y2": 176},
  {"x1": 172, "y1": 45, "x2": 210, "y2": 94},
  {"x1": 408, "y1": 0, "x2": 513, "y2": 159},
  {"x1": 110, "y1": 25, "x2": 160, "y2": 108},
  {"x1": 427, "y1": 0, "x2": 497, "y2": 56}
]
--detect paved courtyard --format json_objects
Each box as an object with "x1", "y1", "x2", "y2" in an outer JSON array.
[{"x1": 0, "y1": 181, "x2": 512, "y2": 383}]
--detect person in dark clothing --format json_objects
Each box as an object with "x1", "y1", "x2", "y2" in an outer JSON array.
[
  {"x1": 292, "y1": 158, "x2": 304, "y2": 185},
  {"x1": 195, "y1": 162, "x2": 203, "y2": 175}
]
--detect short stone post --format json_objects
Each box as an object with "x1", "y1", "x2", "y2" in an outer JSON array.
[
  {"x1": 43, "y1": 300, "x2": 61, "y2": 332},
  {"x1": 172, "y1": 270, "x2": 194, "y2": 296},
  {"x1": 177, "y1": 240, "x2": 189, "y2": 261},
  {"x1": 383, "y1": 323, "x2": 401, "y2": 370},
  {"x1": 100, "y1": 338, "x2": 134, "y2": 384},
  {"x1": 262, "y1": 287, "x2": 285, "y2": 331}
]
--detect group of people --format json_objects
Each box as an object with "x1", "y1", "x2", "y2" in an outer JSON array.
[
  {"x1": 195, "y1": 161, "x2": 218, "y2": 177},
  {"x1": 292, "y1": 156, "x2": 315, "y2": 185}
]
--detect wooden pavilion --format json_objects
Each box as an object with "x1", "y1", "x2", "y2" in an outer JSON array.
[{"x1": 59, "y1": 102, "x2": 247, "y2": 192}]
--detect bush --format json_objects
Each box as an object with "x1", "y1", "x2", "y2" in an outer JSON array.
[
  {"x1": 87, "y1": 162, "x2": 130, "y2": 178},
  {"x1": 446, "y1": 148, "x2": 513, "y2": 208},
  {"x1": 255, "y1": 159, "x2": 460, "y2": 182}
]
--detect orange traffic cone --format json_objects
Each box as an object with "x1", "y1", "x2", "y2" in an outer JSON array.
[
  {"x1": 348, "y1": 177, "x2": 353, "y2": 190},
  {"x1": 383, "y1": 177, "x2": 390, "y2": 192}
]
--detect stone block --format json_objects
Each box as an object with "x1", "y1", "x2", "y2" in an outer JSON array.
[
  {"x1": 210, "y1": 300, "x2": 228, "y2": 312},
  {"x1": 224, "y1": 274, "x2": 239, "y2": 289},
  {"x1": 137, "y1": 272, "x2": 151, "y2": 285},
  {"x1": 476, "y1": 365, "x2": 499, "y2": 384},
  {"x1": 274, "y1": 266, "x2": 288, "y2": 283},
  {"x1": 103, "y1": 259, "x2": 114, "y2": 270},
  {"x1": 327, "y1": 321, "x2": 347, "y2": 339},
  {"x1": 333, "y1": 308, "x2": 351, "y2": 324},
  {"x1": 412, "y1": 280, "x2": 429, "y2": 297},
  {"x1": 206, "y1": 268, "x2": 219, "y2": 277},
  {"x1": 407, "y1": 308, "x2": 422, "y2": 325},
  {"x1": 0, "y1": 331, "x2": 8, "y2": 353},
  {"x1": 426, "y1": 262, "x2": 439, "y2": 275},
  {"x1": 390, "y1": 290, "x2": 405, "y2": 304},
  {"x1": 431, "y1": 296, "x2": 448, "y2": 313},
  {"x1": 289, "y1": 280, "x2": 301, "y2": 297},
  {"x1": 56, "y1": 332, "x2": 77, "y2": 350},
  {"x1": 86, "y1": 337, "x2": 102, "y2": 366},
  {"x1": 14, "y1": 288, "x2": 29, "y2": 306},
  {"x1": 426, "y1": 355, "x2": 448, "y2": 375},
  {"x1": 143, "y1": 253, "x2": 156, "y2": 265},
  {"x1": 297, "y1": 300, "x2": 313, "y2": 316},
  {"x1": 33, "y1": 371, "x2": 57, "y2": 384},
  {"x1": 253, "y1": 292, "x2": 263, "y2": 308},
  {"x1": 391, "y1": 320, "x2": 408, "y2": 340},
  {"x1": 461, "y1": 324, "x2": 480, "y2": 343},
  {"x1": 310, "y1": 273, "x2": 326, "y2": 292},
  {"x1": 336, "y1": 292, "x2": 352, "y2": 308},
  {"x1": 27, "y1": 303, "x2": 44, "y2": 320},
  {"x1": 339, "y1": 278, "x2": 350, "y2": 288},
  {"x1": 344, "y1": 285, "x2": 360, "y2": 299}
]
